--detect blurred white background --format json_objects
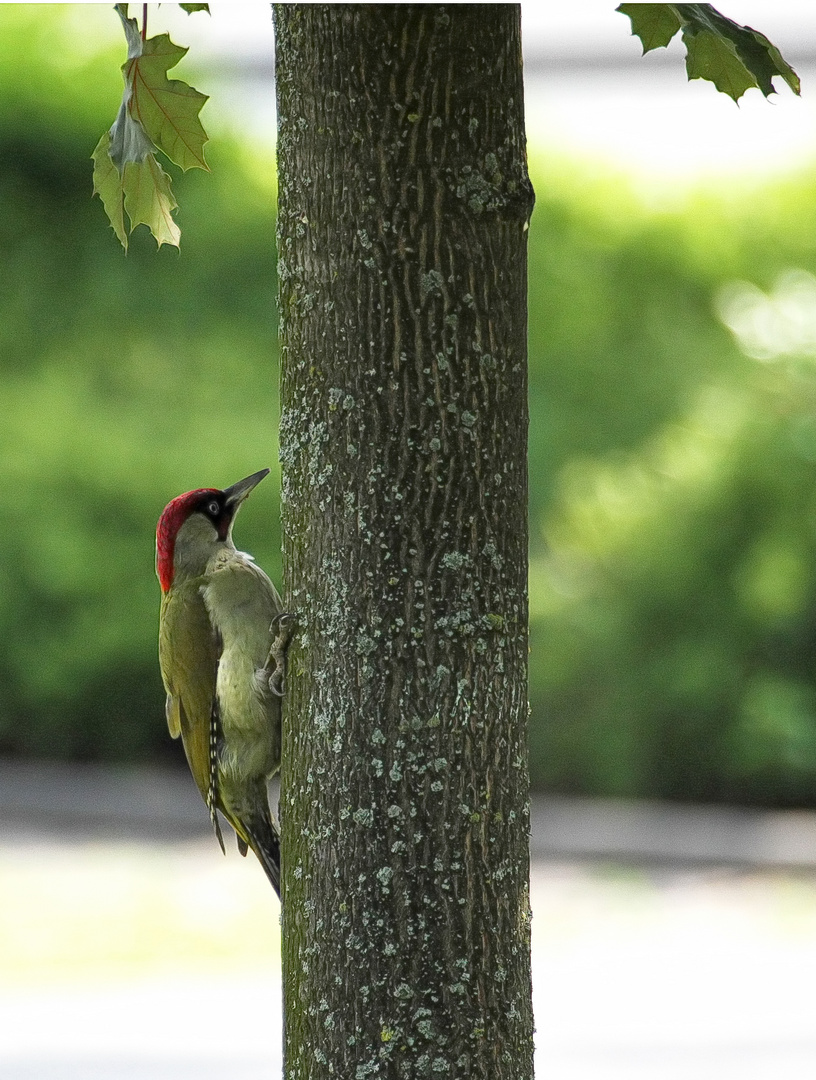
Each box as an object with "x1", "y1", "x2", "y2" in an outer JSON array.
[
  {"x1": 78, "y1": 1, "x2": 816, "y2": 185},
  {"x1": 144, "y1": 1, "x2": 816, "y2": 187}
]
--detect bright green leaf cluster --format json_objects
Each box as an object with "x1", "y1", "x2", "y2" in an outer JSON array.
[
  {"x1": 92, "y1": 4, "x2": 209, "y2": 250},
  {"x1": 617, "y1": 2, "x2": 800, "y2": 103}
]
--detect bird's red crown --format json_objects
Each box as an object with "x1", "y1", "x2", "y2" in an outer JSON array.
[{"x1": 156, "y1": 488, "x2": 219, "y2": 593}]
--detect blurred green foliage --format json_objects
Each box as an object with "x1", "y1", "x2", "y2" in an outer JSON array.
[
  {"x1": 0, "y1": 7, "x2": 278, "y2": 761},
  {"x1": 5, "y1": 7, "x2": 816, "y2": 806},
  {"x1": 528, "y1": 164, "x2": 816, "y2": 807}
]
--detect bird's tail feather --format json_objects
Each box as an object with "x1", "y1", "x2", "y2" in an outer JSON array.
[{"x1": 245, "y1": 815, "x2": 281, "y2": 898}]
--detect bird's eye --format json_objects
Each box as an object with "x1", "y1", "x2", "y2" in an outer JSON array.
[{"x1": 207, "y1": 500, "x2": 220, "y2": 516}]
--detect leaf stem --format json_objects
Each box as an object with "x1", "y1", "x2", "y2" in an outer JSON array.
[{"x1": 142, "y1": 4, "x2": 148, "y2": 41}]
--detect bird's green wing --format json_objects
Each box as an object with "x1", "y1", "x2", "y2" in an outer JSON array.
[{"x1": 158, "y1": 579, "x2": 219, "y2": 803}]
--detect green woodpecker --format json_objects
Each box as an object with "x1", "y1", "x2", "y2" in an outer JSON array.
[{"x1": 156, "y1": 468, "x2": 291, "y2": 897}]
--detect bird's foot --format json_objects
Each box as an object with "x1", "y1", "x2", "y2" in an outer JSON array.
[{"x1": 263, "y1": 612, "x2": 297, "y2": 697}]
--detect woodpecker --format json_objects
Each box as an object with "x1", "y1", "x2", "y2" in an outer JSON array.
[{"x1": 156, "y1": 468, "x2": 291, "y2": 897}]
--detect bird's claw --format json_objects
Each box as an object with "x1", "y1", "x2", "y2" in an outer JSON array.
[
  {"x1": 263, "y1": 612, "x2": 297, "y2": 697},
  {"x1": 271, "y1": 611, "x2": 297, "y2": 634}
]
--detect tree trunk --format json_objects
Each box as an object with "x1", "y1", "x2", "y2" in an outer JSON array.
[{"x1": 274, "y1": 5, "x2": 534, "y2": 1077}]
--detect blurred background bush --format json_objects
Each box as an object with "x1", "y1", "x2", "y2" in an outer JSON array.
[
  {"x1": 4, "y1": 6, "x2": 816, "y2": 808},
  {"x1": 0, "y1": 7, "x2": 279, "y2": 762}
]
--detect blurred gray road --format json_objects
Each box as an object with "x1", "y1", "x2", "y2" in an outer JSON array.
[{"x1": 4, "y1": 757, "x2": 816, "y2": 868}]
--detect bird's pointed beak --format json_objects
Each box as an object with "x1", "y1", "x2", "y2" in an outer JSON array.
[{"x1": 222, "y1": 468, "x2": 270, "y2": 510}]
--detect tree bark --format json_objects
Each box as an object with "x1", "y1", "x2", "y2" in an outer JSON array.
[{"x1": 274, "y1": 5, "x2": 534, "y2": 1077}]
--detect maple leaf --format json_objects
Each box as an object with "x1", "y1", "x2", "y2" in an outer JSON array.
[
  {"x1": 676, "y1": 4, "x2": 800, "y2": 100},
  {"x1": 617, "y1": 3, "x2": 800, "y2": 103},
  {"x1": 126, "y1": 32, "x2": 209, "y2": 172},
  {"x1": 92, "y1": 130, "x2": 128, "y2": 249},
  {"x1": 682, "y1": 19, "x2": 760, "y2": 101},
  {"x1": 92, "y1": 5, "x2": 208, "y2": 250},
  {"x1": 123, "y1": 154, "x2": 180, "y2": 249},
  {"x1": 617, "y1": 4, "x2": 681, "y2": 53}
]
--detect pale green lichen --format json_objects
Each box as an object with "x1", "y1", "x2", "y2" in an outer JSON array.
[
  {"x1": 440, "y1": 551, "x2": 469, "y2": 570},
  {"x1": 420, "y1": 269, "x2": 444, "y2": 302},
  {"x1": 376, "y1": 866, "x2": 394, "y2": 887}
]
